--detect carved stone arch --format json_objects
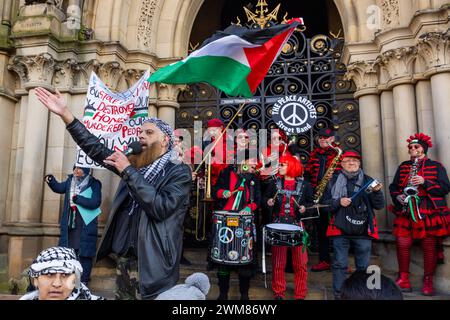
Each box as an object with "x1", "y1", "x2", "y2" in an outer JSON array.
[
  {"x1": 333, "y1": 0, "x2": 359, "y2": 42},
  {"x1": 92, "y1": 0, "x2": 116, "y2": 42},
  {"x1": 154, "y1": 0, "x2": 204, "y2": 58}
]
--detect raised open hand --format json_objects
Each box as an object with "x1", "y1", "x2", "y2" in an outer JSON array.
[{"x1": 35, "y1": 87, "x2": 74, "y2": 124}]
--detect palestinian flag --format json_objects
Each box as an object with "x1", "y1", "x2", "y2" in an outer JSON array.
[{"x1": 148, "y1": 19, "x2": 303, "y2": 98}]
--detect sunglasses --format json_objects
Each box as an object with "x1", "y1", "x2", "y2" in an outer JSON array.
[{"x1": 408, "y1": 145, "x2": 421, "y2": 150}]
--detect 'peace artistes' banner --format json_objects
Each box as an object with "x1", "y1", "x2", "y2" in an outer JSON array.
[{"x1": 75, "y1": 71, "x2": 150, "y2": 169}]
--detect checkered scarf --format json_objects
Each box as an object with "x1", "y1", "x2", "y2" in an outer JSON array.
[
  {"x1": 28, "y1": 247, "x2": 83, "y2": 280},
  {"x1": 21, "y1": 247, "x2": 103, "y2": 300},
  {"x1": 143, "y1": 117, "x2": 174, "y2": 151}
]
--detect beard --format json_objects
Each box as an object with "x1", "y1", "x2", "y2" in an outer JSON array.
[{"x1": 128, "y1": 141, "x2": 165, "y2": 169}]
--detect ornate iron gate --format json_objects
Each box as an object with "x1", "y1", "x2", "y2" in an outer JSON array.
[{"x1": 176, "y1": 31, "x2": 361, "y2": 163}]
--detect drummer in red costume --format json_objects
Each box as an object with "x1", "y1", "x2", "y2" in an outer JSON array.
[
  {"x1": 389, "y1": 133, "x2": 450, "y2": 296},
  {"x1": 265, "y1": 154, "x2": 314, "y2": 300}
]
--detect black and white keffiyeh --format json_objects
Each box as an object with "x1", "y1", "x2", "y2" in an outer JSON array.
[
  {"x1": 21, "y1": 247, "x2": 105, "y2": 300},
  {"x1": 143, "y1": 117, "x2": 175, "y2": 151},
  {"x1": 28, "y1": 247, "x2": 83, "y2": 279}
]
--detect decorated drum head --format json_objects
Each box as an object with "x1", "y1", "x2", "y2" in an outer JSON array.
[{"x1": 266, "y1": 223, "x2": 302, "y2": 231}]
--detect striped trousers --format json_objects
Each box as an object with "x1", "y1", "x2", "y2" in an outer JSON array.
[{"x1": 271, "y1": 245, "x2": 308, "y2": 299}]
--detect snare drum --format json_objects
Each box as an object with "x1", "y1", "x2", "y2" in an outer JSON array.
[
  {"x1": 210, "y1": 211, "x2": 254, "y2": 265},
  {"x1": 264, "y1": 223, "x2": 304, "y2": 247}
]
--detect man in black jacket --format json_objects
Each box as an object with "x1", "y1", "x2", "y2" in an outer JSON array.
[{"x1": 35, "y1": 87, "x2": 192, "y2": 300}]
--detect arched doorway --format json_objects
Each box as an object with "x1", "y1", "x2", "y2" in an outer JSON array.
[
  {"x1": 178, "y1": 0, "x2": 361, "y2": 252},
  {"x1": 176, "y1": 0, "x2": 361, "y2": 162}
]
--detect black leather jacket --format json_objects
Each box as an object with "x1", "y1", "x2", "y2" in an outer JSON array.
[{"x1": 66, "y1": 119, "x2": 192, "y2": 299}]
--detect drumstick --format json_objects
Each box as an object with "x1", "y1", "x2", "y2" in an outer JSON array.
[{"x1": 271, "y1": 190, "x2": 279, "y2": 201}]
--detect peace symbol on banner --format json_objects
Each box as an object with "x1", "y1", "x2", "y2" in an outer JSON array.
[{"x1": 271, "y1": 95, "x2": 317, "y2": 135}]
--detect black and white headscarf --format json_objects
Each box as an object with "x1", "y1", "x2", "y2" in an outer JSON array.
[
  {"x1": 21, "y1": 247, "x2": 104, "y2": 300},
  {"x1": 128, "y1": 118, "x2": 175, "y2": 216}
]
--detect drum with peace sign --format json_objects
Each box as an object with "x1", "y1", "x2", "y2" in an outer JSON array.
[{"x1": 210, "y1": 211, "x2": 254, "y2": 265}]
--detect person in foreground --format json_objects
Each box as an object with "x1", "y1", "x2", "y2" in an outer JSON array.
[
  {"x1": 35, "y1": 87, "x2": 192, "y2": 300},
  {"x1": 340, "y1": 270, "x2": 403, "y2": 300},
  {"x1": 20, "y1": 246, "x2": 104, "y2": 300},
  {"x1": 155, "y1": 272, "x2": 210, "y2": 300}
]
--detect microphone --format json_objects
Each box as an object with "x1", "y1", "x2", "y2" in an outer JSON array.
[{"x1": 123, "y1": 141, "x2": 143, "y2": 156}]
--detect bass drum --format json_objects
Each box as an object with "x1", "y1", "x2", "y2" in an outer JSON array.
[{"x1": 210, "y1": 211, "x2": 254, "y2": 265}]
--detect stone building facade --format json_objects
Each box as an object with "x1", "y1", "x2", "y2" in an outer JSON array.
[{"x1": 0, "y1": 0, "x2": 449, "y2": 292}]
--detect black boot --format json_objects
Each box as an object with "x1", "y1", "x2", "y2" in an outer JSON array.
[
  {"x1": 239, "y1": 275, "x2": 251, "y2": 300},
  {"x1": 217, "y1": 274, "x2": 230, "y2": 300}
]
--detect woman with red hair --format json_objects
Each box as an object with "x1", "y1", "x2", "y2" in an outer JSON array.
[{"x1": 264, "y1": 154, "x2": 314, "y2": 300}]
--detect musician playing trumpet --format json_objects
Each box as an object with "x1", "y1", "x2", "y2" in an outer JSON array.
[
  {"x1": 321, "y1": 151, "x2": 384, "y2": 300},
  {"x1": 389, "y1": 133, "x2": 450, "y2": 296},
  {"x1": 264, "y1": 154, "x2": 314, "y2": 300}
]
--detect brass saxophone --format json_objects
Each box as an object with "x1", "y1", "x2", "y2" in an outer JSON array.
[
  {"x1": 313, "y1": 142, "x2": 343, "y2": 204},
  {"x1": 404, "y1": 157, "x2": 420, "y2": 197}
]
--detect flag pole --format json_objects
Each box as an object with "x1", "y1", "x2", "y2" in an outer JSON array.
[{"x1": 194, "y1": 102, "x2": 246, "y2": 174}]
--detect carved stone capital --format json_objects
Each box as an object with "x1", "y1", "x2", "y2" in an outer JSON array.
[
  {"x1": 376, "y1": 46, "x2": 417, "y2": 84},
  {"x1": 417, "y1": 31, "x2": 450, "y2": 76},
  {"x1": 123, "y1": 69, "x2": 147, "y2": 87},
  {"x1": 7, "y1": 53, "x2": 56, "y2": 88},
  {"x1": 345, "y1": 61, "x2": 379, "y2": 97},
  {"x1": 156, "y1": 83, "x2": 186, "y2": 109},
  {"x1": 97, "y1": 61, "x2": 124, "y2": 89},
  {"x1": 53, "y1": 58, "x2": 79, "y2": 88}
]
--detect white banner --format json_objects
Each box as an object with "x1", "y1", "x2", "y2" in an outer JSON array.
[{"x1": 75, "y1": 70, "x2": 150, "y2": 169}]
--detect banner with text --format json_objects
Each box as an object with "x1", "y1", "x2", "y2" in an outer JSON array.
[{"x1": 75, "y1": 70, "x2": 150, "y2": 169}]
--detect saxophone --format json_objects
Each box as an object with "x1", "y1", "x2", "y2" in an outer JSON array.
[
  {"x1": 403, "y1": 151, "x2": 422, "y2": 222},
  {"x1": 313, "y1": 142, "x2": 343, "y2": 204},
  {"x1": 403, "y1": 157, "x2": 419, "y2": 197}
]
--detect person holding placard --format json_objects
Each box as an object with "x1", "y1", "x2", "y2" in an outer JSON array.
[{"x1": 45, "y1": 165, "x2": 102, "y2": 285}]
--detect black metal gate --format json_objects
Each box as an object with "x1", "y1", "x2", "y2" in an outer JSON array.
[{"x1": 176, "y1": 30, "x2": 361, "y2": 162}]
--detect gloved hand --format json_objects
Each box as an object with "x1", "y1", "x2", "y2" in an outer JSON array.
[
  {"x1": 237, "y1": 186, "x2": 245, "y2": 192},
  {"x1": 44, "y1": 174, "x2": 54, "y2": 183},
  {"x1": 72, "y1": 195, "x2": 78, "y2": 204},
  {"x1": 223, "y1": 190, "x2": 232, "y2": 199},
  {"x1": 239, "y1": 206, "x2": 252, "y2": 214}
]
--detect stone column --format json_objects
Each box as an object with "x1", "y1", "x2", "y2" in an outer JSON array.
[
  {"x1": 415, "y1": 80, "x2": 437, "y2": 159},
  {"x1": 418, "y1": 32, "x2": 450, "y2": 171},
  {"x1": 430, "y1": 73, "x2": 450, "y2": 167},
  {"x1": 346, "y1": 61, "x2": 385, "y2": 181},
  {"x1": 7, "y1": 54, "x2": 57, "y2": 224},
  {"x1": 380, "y1": 90, "x2": 397, "y2": 229},
  {"x1": 156, "y1": 84, "x2": 184, "y2": 128},
  {"x1": 392, "y1": 83, "x2": 418, "y2": 162},
  {"x1": 378, "y1": 47, "x2": 418, "y2": 163}
]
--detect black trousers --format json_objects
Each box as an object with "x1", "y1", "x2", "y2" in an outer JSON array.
[{"x1": 315, "y1": 208, "x2": 331, "y2": 262}]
